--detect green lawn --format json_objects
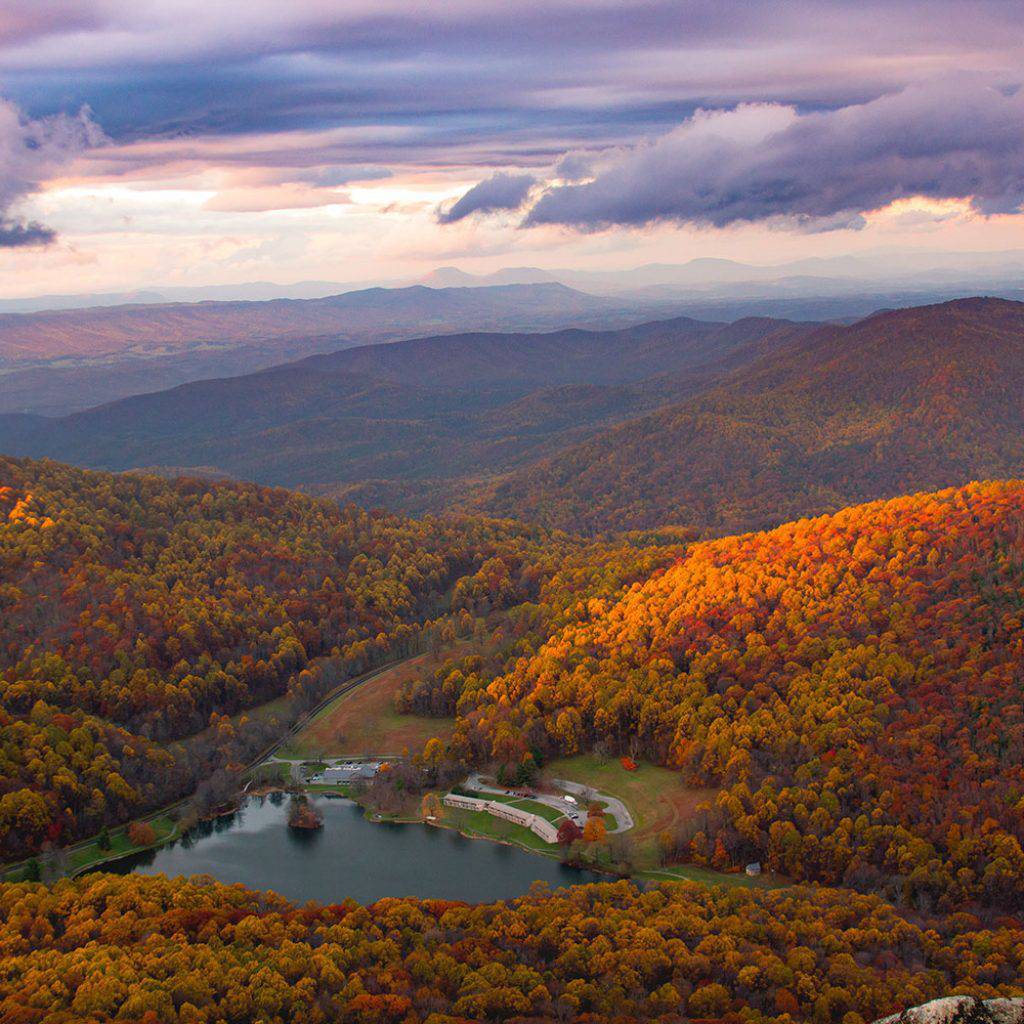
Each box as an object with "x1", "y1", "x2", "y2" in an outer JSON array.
[
  {"x1": 514, "y1": 799, "x2": 566, "y2": 825},
  {"x1": 304, "y1": 783, "x2": 352, "y2": 796},
  {"x1": 69, "y1": 814, "x2": 178, "y2": 873},
  {"x1": 542, "y1": 754, "x2": 785, "y2": 885},
  {"x1": 248, "y1": 761, "x2": 290, "y2": 785},
  {"x1": 0, "y1": 814, "x2": 182, "y2": 882},
  {"x1": 544, "y1": 754, "x2": 718, "y2": 840},
  {"x1": 641, "y1": 865, "x2": 785, "y2": 890}
]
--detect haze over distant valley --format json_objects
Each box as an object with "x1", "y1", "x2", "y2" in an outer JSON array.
[{"x1": 0, "y1": 282, "x2": 668, "y2": 414}]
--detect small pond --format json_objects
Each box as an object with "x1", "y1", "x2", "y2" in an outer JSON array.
[{"x1": 108, "y1": 794, "x2": 606, "y2": 904}]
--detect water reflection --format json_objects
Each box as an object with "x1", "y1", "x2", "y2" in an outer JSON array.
[{"x1": 106, "y1": 795, "x2": 605, "y2": 904}]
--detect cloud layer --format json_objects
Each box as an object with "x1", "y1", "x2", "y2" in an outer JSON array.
[
  {"x1": 4, "y1": 2, "x2": 1022, "y2": 155},
  {"x1": 518, "y1": 78, "x2": 1024, "y2": 231}
]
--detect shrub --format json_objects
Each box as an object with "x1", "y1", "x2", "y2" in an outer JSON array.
[{"x1": 128, "y1": 822, "x2": 157, "y2": 847}]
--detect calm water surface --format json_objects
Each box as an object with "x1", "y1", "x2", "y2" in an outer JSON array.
[{"x1": 109, "y1": 794, "x2": 604, "y2": 903}]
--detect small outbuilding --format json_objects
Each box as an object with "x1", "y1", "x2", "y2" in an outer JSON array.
[{"x1": 745, "y1": 862, "x2": 762, "y2": 876}]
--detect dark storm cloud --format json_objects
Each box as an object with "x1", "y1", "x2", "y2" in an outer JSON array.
[
  {"x1": 0, "y1": 219, "x2": 55, "y2": 247},
  {"x1": 522, "y1": 78, "x2": 1024, "y2": 231},
  {"x1": 438, "y1": 173, "x2": 537, "y2": 224}
]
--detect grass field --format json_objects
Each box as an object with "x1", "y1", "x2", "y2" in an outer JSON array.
[
  {"x1": 304, "y1": 783, "x2": 353, "y2": 795},
  {"x1": 248, "y1": 761, "x2": 291, "y2": 785},
  {"x1": 443, "y1": 807, "x2": 554, "y2": 853},
  {"x1": 641, "y1": 864, "x2": 783, "y2": 888},
  {"x1": 283, "y1": 648, "x2": 464, "y2": 758},
  {"x1": 68, "y1": 815, "x2": 179, "y2": 874},
  {"x1": 544, "y1": 754, "x2": 718, "y2": 842}
]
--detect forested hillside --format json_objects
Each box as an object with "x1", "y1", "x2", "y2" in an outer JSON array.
[
  {"x1": 2, "y1": 874, "x2": 1022, "y2": 1023},
  {"x1": 474, "y1": 298, "x2": 1024, "y2": 533},
  {"x1": 416, "y1": 480, "x2": 1024, "y2": 908},
  {"x1": 0, "y1": 457, "x2": 675, "y2": 859}
]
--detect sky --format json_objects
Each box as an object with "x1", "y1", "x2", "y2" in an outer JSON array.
[{"x1": 1, "y1": 0, "x2": 1024, "y2": 298}]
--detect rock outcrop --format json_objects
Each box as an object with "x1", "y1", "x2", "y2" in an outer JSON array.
[{"x1": 875, "y1": 997, "x2": 1024, "y2": 1024}]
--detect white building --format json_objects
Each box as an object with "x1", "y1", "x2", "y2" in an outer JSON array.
[
  {"x1": 442, "y1": 793, "x2": 561, "y2": 844},
  {"x1": 443, "y1": 793, "x2": 489, "y2": 812}
]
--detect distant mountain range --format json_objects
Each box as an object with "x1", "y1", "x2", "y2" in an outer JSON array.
[
  {"x1": 5, "y1": 296, "x2": 1024, "y2": 536},
  {"x1": 0, "y1": 280, "x2": 368, "y2": 315},
  {"x1": 0, "y1": 282, "x2": 643, "y2": 363},
  {"x1": 0, "y1": 283, "x2": 668, "y2": 415},
  {"x1": 7, "y1": 247, "x2": 1024, "y2": 313},
  {"x1": 4, "y1": 251, "x2": 1024, "y2": 416},
  {"x1": 420, "y1": 250, "x2": 1024, "y2": 298}
]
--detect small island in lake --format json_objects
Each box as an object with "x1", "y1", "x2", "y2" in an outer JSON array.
[{"x1": 287, "y1": 795, "x2": 324, "y2": 830}]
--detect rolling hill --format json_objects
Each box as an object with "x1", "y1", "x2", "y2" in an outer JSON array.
[
  {"x1": 0, "y1": 282, "x2": 639, "y2": 362},
  {"x1": 0, "y1": 315, "x2": 808, "y2": 490},
  {"x1": 6, "y1": 297, "x2": 1024, "y2": 539},
  {"x1": 472, "y1": 297, "x2": 1024, "y2": 533}
]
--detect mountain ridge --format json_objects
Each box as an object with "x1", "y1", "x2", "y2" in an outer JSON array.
[{"x1": 469, "y1": 296, "x2": 1024, "y2": 533}]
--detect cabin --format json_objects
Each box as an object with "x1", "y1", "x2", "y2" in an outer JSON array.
[{"x1": 443, "y1": 793, "x2": 488, "y2": 812}]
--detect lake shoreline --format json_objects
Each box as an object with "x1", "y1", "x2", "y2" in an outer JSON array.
[{"x1": 98, "y1": 793, "x2": 610, "y2": 904}]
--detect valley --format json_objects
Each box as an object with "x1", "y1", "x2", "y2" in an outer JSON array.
[
  {"x1": 4, "y1": 450, "x2": 1024, "y2": 910},
  {"x1": 6, "y1": 5, "x2": 1024, "y2": 1020},
  {"x1": 278, "y1": 648, "x2": 463, "y2": 760}
]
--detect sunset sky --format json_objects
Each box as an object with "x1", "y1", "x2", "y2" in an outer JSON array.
[{"x1": 2, "y1": 0, "x2": 1024, "y2": 298}]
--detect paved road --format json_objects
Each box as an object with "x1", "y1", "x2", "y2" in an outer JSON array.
[
  {"x1": 464, "y1": 773, "x2": 634, "y2": 833},
  {"x1": 553, "y1": 778, "x2": 635, "y2": 833}
]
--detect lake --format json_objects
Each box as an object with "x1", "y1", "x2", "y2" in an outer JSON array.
[{"x1": 107, "y1": 793, "x2": 606, "y2": 903}]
